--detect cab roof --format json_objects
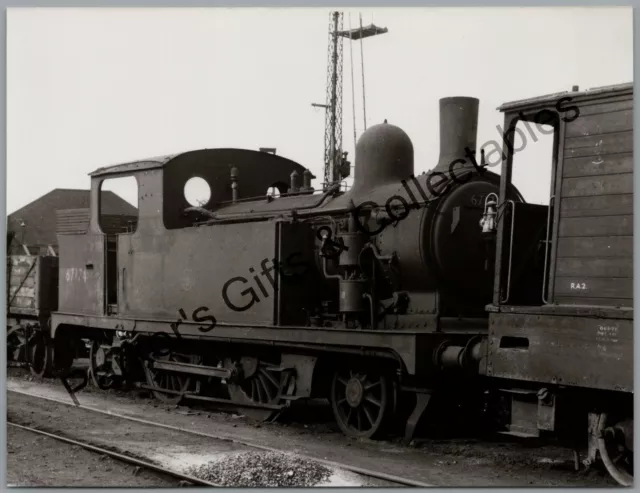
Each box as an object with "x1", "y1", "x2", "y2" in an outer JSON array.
[{"x1": 498, "y1": 82, "x2": 633, "y2": 113}]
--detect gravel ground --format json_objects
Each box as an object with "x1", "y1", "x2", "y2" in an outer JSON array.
[
  {"x1": 186, "y1": 451, "x2": 332, "y2": 487},
  {"x1": 6, "y1": 425, "x2": 179, "y2": 487},
  {"x1": 7, "y1": 369, "x2": 619, "y2": 487},
  {"x1": 6, "y1": 387, "x2": 381, "y2": 488}
]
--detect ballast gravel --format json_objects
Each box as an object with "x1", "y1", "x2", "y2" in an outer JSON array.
[{"x1": 185, "y1": 451, "x2": 332, "y2": 487}]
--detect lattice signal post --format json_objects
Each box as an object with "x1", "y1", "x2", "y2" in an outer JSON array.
[{"x1": 312, "y1": 12, "x2": 388, "y2": 191}]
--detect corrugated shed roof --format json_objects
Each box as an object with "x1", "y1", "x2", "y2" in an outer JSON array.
[{"x1": 7, "y1": 188, "x2": 137, "y2": 248}]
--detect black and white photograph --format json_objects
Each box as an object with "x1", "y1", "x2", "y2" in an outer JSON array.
[{"x1": 4, "y1": 6, "x2": 634, "y2": 487}]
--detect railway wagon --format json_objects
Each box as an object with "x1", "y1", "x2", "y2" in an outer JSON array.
[
  {"x1": 6, "y1": 245, "x2": 58, "y2": 375},
  {"x1": 487, "y1": 82, "x2": 633, "y2": 485},
  {"x1": 42, "y1": 82, "x2": 633, "y2": 485}
]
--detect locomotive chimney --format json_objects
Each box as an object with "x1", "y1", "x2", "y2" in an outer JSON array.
[{"x1": 435, "y1": 97, "x2": 479, "y2": 172}]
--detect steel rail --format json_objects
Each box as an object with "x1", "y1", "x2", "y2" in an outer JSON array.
[
  {"x1": 7, "y1": 421, "x2": 220, "y2": 487},
  {"x1": 8, "y1": 388, "x2": 434, "y2": 488}
]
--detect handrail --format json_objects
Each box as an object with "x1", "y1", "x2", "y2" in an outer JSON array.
[
  {"x1": 499, "y1": 200, "x2": 516, "y2": 304},
  {"x1": 541, "y1": 195, "x2": 555, "y2": 305}
]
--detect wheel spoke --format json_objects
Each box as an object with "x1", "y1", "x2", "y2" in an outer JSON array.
[
  {"x1": 337, "y1": 377, "x2": 348, "y2": 386},
  {"x1": 365, "y1": 395, "x2": 381, "y2": 407},
  {"x1": 258, "y1": 374, "x2": 274, "y2": 402},
  {"x1": 337, "y1": 397, "x2": 347, "y2": 405},
  {"x1": 261, "y1": 368, "x2": 279, "y2": 389},
  {"x1": 364, "y1": 380, "x2": 380, "y2": 391},
  {"x1": 356, "y1": 409, "x2": 363, "y2": 430},
  {"x1": 363, "y1": 403, "x2": 376, "y2": 427},
  {"x1": 250, "y1": 379, "x2": 257, "y2": 400},
  {"x1": 255, "y1": 376, "x2": 266, "y2": 403}
]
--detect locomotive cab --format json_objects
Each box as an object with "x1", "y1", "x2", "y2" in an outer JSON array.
[{"x1": 55, "y1": 149, "x2": 311, "y2": 321}]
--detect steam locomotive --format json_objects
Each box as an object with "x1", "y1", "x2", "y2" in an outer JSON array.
[{"x1": 7, "y1": 83, "x2": 633, "y2": 485}]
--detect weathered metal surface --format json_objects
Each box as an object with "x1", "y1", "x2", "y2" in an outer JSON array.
[
  {"x1": 553, "y1": 93, "x2": 634, "y2": 307},
  {"x1": 161, "y1": 149, "x2": 307, "y2": 229},
  {"x1": 487, "y1": 302, "x2": 632, "y2": 319},
  {"x1": 350, "y1": 122, "x2": 413, "y2": 195},
  {"x1": 503, "y1": 390, "x2": 540, "y2": 437},
  {"x1": 57, "y1": 233, "x2": 105, "y2": 315},
  {"x1": 487, "y1": 312, "x2": 633, "y2": 392},
  {"x1": 280, "y1": 354, "x2": 317, "y2": 398},
  {"x1": 51, "y1": 308, "x2": 484, "y2": 377},
  {"x1": 434, "y1": 97, "x2": 478, "y2": 172},
  {"x1": 119, "y1": 221, "x2": 277, "y2": 323},
  {"x1": 89, "y1": 155, "x2": 178, "y2": 177}
]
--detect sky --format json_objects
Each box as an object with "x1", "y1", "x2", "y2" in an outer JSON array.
[{"x1": 7, "y1": 7, "x2": 633, "y2": 214}]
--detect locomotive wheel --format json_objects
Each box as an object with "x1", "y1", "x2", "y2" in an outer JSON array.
[
  {"x1": 224, "y1": 356, "x2": 284, "y2": 422},
  {"x1": 330, "y1": 369, "x2": 392, "y2": 439},
  {"x1": 597, "y1": 413, "x2": 633, "y2": 486},
  {"x1": 143, "y1": 351, "x2": 194, "y2": 405},
  {"x1": 7, "y1": 325, "x2": 28, "y2": 363},
  {"x1": 27, "y1": 331, "x2": 54, "y2": 378},
  {"x1": 89, "y1": 340, "x2": 120, "y2": 390}
]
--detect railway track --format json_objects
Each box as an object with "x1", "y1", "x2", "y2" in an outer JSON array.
[
  {"x1": 7, "y1": 421, "x2": 219, "y2": 487},
  {"x1": 8, "y1": 387, "x2": 427, "y2": 487}
]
